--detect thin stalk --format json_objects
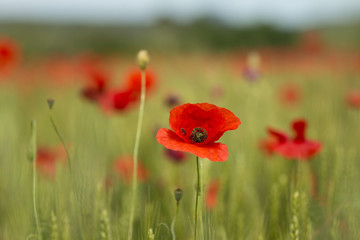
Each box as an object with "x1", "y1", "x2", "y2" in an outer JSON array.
[
  {"x1": 48, "y1": 103, "x2": 83, "y2": 238},
  {"x1": 49, "y1": 110, "x2": 72, "y2": 173},
  {"x1": 171, "y1": 202, "x2": 180, "y2": 240},
  {"x1": 194, "y1": 156, "x2": 202, "y2": 240},
  {"x1": 30, "y1": 119, "x2": 42, "y2": 240},
  {"x1": 127, "y1": 69, "x2": 146, "y2": 240}
]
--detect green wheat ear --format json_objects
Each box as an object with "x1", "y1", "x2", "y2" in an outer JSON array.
[
  {"x1": 147, "y1": 228, "x2": 155, "y2": 240},
  {"x1": 290, "y1": 191, "x2": 300, "y2": 240},
  {"x1": 300, "y1": 192, "x2": 312, "y2": 240},
  {"x1": 50, "y1": 211, "x2": 58, "y2": 240},
  {"x1": 99, "y1": 209, "x2": 112, "y2": 240}
]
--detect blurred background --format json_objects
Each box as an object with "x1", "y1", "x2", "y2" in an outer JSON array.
[
  {"x1": 1, "y1": 0, "x2": 360, "y2": 56},
  {"x1": 1, "y1": 1, "x2": 360, "y2": 239}
]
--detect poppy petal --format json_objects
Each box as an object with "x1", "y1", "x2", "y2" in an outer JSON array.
[
  {"x1": 156, "y1": 128, "x2": 229, "y2": 162},
  {"x1": 169, "y1": 103, "x2": 240, "y2": 144},
  {"x1": 275, "y1": 140, "x2": 322, "y2": 160},
  {"x1": 292, "y1": 119, "x2": 307, "y2": 142},
  {"x1": 267, "y1": 128, "x2": 288, "y2": 143}
]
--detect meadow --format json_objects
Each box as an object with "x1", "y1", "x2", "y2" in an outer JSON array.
[{"x1": 0, "y1": 36, "x2": 360, "y2": 240}]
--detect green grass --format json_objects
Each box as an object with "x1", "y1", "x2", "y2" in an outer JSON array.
[{"x1": 0, "y1": 54, "x2": 359, "y2": 240}]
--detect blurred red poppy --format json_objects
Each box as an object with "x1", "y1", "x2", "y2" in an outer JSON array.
[
  {"x1": 274, "y1": 119, "x2": 322, "y2": 160},
  {"x1": 80, "y1": 63, "x2": 109, "y2": 102},
  {"x1": 278, "y1": 84, "x2": 302, "y2": 106},
  {"x1": 156, "y1": 103, "x2": 240, "y2": 162},
  {"x1": 125, "y1": 68, "x2": 155, "y2": 93},
  {"x1": 99, "y1": 89, "x2": 135, "y2": 113},
  {"x1": 205, "y1": 179, "x2": 220, "y2": 210},
  {"x1": 114, "y1": 156, "x2": 149, "y2": 183},
  {"x1": 164, "y1": 148, "x2": 188, "y2": 163},
  {"x1": 259, "y1": 128, "x2": 289, "y2": 155},
  {"x1": 346, "y1": 90, "x2": 360, "y2": 108},
  {"x1": 35, "y1": 146, "x2": 67, "y2": 179},
  {"x1": 0, "y1": 37, "x2": 20, "y2": 77}
]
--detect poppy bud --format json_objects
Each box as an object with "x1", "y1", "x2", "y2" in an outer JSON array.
[
  {"x1": 174, "y1": 188, "x2": 183, "y2": 203},
  {"x1": 137, "y1": 50, "x2": 149, "y2": 70},
  {"x1": 47, "y1": 98, "x2": 55, "y2": 110}
]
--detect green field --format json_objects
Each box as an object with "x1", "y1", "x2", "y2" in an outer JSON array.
[{"x1": 0, "y1": 49, "x2": 360, "y2": 240}]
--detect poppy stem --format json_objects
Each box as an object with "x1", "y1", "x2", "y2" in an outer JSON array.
[
  {"x1": 171, "y1": 201, "x2": 180, "y2": 240},
  {"x1": 30, "y1": 119, "x2": 42, "y2": 240},
  {"x1": 128, "y1": 68, "x2": 147, "y2": 240},
  {"x1": 48, "y1": 105, "x2": 72, "y2": 173},
  {"x1": 47, "y1": 100, "x2": 84, "y2": 236},
  {"x1": 194, "y1": 156, "x2": 202, "y2": 240}
]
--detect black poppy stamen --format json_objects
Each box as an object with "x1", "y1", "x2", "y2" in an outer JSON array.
[
  {"x1": 181, "y1": 128, "x2": 186, "y2": 136},
  {"x1": 190, "y1": 127, "x2": 208, "y2": 143}
]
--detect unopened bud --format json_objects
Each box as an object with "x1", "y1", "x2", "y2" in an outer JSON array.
[
  {"x1": 137, "y1": 50, "x2": 149, "y2": 70},
  {"x1": 174, "y1": 188, "x2": 183, "y2": 203},
  {"x1": 47, "y1": 99, "x2": 55, "y2": 109}
]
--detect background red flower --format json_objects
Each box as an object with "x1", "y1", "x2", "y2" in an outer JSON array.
[
  {"x1": 114, "y1": 156, "x2": 149, "y2": 183},
  {"x1": 274, "y1": 119, "x2": 322, "y2": 160}
]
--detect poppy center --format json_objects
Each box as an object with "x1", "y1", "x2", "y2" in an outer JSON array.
[{"x1": 189, "y1": 127, "x2": 208, "y2": 143}]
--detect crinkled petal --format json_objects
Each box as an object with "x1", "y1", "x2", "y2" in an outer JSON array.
[
  {"x1": 169, "y1": 103, "x2": 240, "y2": 145},
  {"x1": 156, "y1": 128, "x2": 229, "y2": 162}
]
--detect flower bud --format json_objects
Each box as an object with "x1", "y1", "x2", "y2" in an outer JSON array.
[
  {"x1": 137, "y1": 50, "x2": 149, "y2": 70},
  {"x1": 47, "y1": 98, "x2": 55, "y2": 110},
  {"x1": 174, "y1": 188, "x2": 183, "y2": 203}
]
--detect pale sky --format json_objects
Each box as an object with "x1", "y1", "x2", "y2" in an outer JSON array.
[{"x1": 0, "y1": 0, "x2": 360, "y2": 28}]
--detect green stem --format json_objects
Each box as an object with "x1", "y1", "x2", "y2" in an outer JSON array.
[
  {"x1": 48, "y1": 106, "x2": 83, "y2": 238},
  {"x1": 31, "y1": 119, "x2": 42, "y2": 240},
  {"x1": 49, "y1": 110, "x2": 72, "y2": 173},
  {"x1": 194, "y1": 156, "x2": 202, "y2": 240},
  {"x1": 171, "y1": 202, "x2": 180, "y2": 240},
  {"x1": 127, "y1": 69, "x2": 146, "y2": 240}
]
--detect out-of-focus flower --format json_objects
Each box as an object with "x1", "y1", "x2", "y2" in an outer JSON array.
[
  {"x1": 99, "y1": 89, "x2": 135, "y2": 113},
  {"x1": 80, "y1": 62, "x2": 109, "y2": 102},
  {"x1": 242, "y1": 51, "x2": 261, "y2": 82},
  {"x1": 156, "y1": 103, "x2": 240, "y2": 162},
  {"x1": 259, "y1": 128, "x2": 289, "y2": 156},
  {"x1": 346, "y1": 90, "x2": 360, "y2": 109},
  {"x1": 205, "y1": 179, "x2": 220, "y2": 210},
  {"x1": 0, "y1": 37, "x2": 20, "y2": 77},
  {"x1": 113, "y1": 156, "x2": 149, "y2": 183},
  {"x1": 274, "y1": 119, "x2": 322, "y2": 161},
  {"x1": 165, "y1": 93, "x2": 180, "y2": 108},
  {"x1": 298, "y1": 31, "x2": 324, "y2": 55},
  {"x1": 210, "y1": 85, "x2": 224, "y2": 100},
  {"x1": 125, "y1": 68, "x2": 156, "y2": 94},
  {"x1": 164, "y1": 148, "x2": 188, "y2": 163},
  {"x1": 44, "y1": 56, "x2": 76, "y2": 85},
  {"x1": 278, "y1": 84, "x2": 302, "y2": 106},
  {"x1": 35, "y1": 146, "x2": 67, "y2": 179}
]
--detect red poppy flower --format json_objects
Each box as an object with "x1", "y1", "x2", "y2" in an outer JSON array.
[
  {"x1": 156, "y1": 103, "x2": 241, "y2": 162},
  {"x1": 35, "y1": 146, "x2": 66, "y2": 179},
  {"x1": 164, "y1": 148, "x2": 188, "y2": 163},
  {"x1": 346, "y1": 90, "x2": 360, "y2": 108},
  {"x1": 99, "y1": 89, "x2": 135, "y2": 113},
  {"x1": 114, "y1": 156, "x2": 149, "y2": 183},
  {"x1": 274, "y1": 119, "x2": 322, "y2": 160},
  {"x1": 0, "y1": 37, "x2": 20, "y2": 76},
  {"x1": 205, "y1": 179, "x2": 220, "y2": 210},
  {"x1": 125, "y1": 69, "x2": 155, "y2": 93},
  {"x1": 278, "y1": 84, "x2": 302, "y2": 106},
  {"x1": 259, "y1": 128, "x2": 289, "y2": 155},
  {"x1": 79, "y1": 58, "x2": 109, "y2": 102}
]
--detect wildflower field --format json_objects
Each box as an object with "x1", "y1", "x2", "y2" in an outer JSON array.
[{"x1": 0, "y1": 33, "x2": 360, "y2": 240}]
